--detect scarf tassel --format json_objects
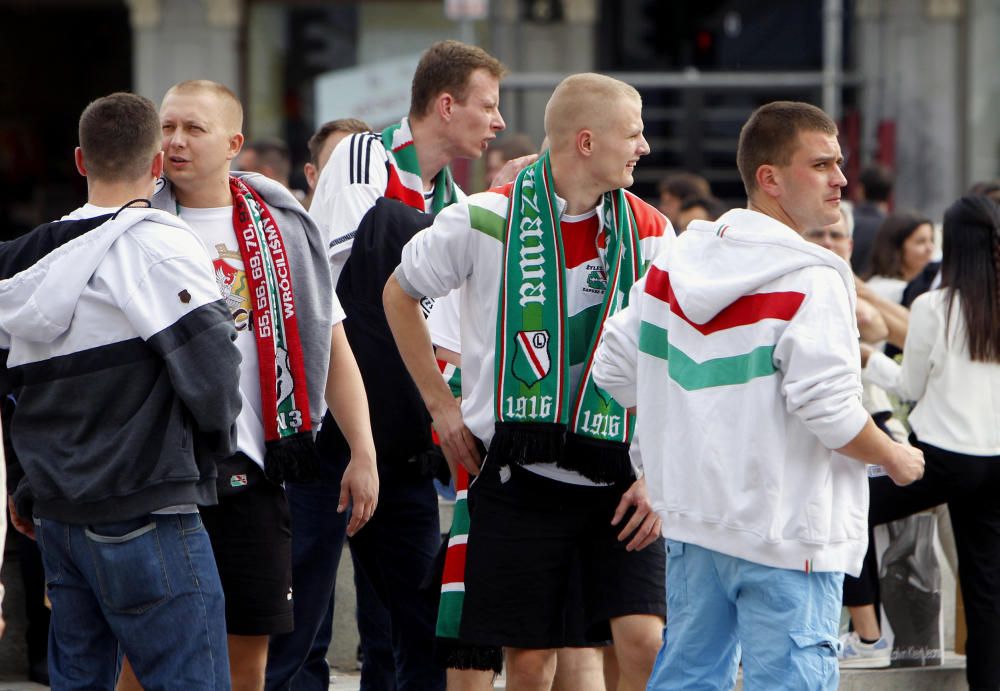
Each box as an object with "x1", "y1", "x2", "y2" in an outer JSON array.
[
  {"x1": 488, "y1": 421, "x2": 565, "y2": 468},
  {"x1": 263, "y1": 432, "x2": 321, "y2": 485},
  {"x1": 434, "y1": 639, "x2": 504, "y2": 674},
  {"x1": 489, "y1": 422, "x2": 634, "y2": 485},
  {"x1": 559, "y1": 433, "x2": 634, "y2": 485}
]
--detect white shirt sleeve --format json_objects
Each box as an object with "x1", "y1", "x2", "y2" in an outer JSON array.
[
  {"x1": 309, "y1": 133, "x2": 389, "y2": 286},
  {"x1": 427, "y1": 290, "x2": 462, "y2": 353},
  {"x1": 593, "y1": 277, "x2": 646, "y2": 410},
  {"x1": 396, "y1": 203, "x2": 477, "y2": 300},
  {"x1": 863, "y1": 292, "x2": 937, "y2": 402},
  {"x1": 774, "y1": 267, "x2": 869, "y2": 449}
]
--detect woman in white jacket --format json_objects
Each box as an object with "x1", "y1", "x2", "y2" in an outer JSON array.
[{"x1": 861, "y1": 194, "x2": 1000, "y2": 691}]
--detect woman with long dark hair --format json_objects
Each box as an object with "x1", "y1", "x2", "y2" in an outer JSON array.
[{"x1": 861, "y1": 195, "x2": 1000, "y2": 690}]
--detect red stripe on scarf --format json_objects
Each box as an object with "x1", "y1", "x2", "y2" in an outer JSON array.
[{"x1": 384, "y1": 165, "x2": 426, "y2": 210}]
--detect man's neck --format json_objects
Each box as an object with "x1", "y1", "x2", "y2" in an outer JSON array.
[
  {"x1": 747, "y1": 196, "x2": 804, "y2": 234},
  {"x1": 87, "y1": 180, "x2": 155, "y2": 209},
  {"x1": 549, "y1": 153, "x2": 602, "y2": 217},
  {"x1": 408, "y1": 116, "x2": 453, "y2": 192},
  {"x1": 173, "y1": 173, "x2": 233, "y2": 208}
]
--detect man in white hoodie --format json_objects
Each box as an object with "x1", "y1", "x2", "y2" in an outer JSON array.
[{"x1": 593, "y1": 101, "x2": 925, "y2": 690}]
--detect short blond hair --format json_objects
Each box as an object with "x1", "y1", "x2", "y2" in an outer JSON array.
[
  {"x1": 163, "y1": 79, "x2": 243, "y2": 133},
  {"x1": 543, "y1": 73, "x2": 641, "y2": 151}
]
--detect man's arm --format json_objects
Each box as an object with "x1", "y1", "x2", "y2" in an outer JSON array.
[
  {"x1": 836, "y1": 418, "x2": 924, "y2": 485},
  {"x1": 593, "y1": 278, "x2": 647, "y2": 410},
  {"x1": 855, "y1": 297, "x2": 889, "y2": 344},
  {"x1": 325, "y1": 323, "x2": 378, "y2": 536},
  {"x1": 776, "y1": 269, "x2": 923, "y2": 486},
  {"x1": 384, "y1": 275, "x2": 481, "y2": 475},
  {"x1": 123, "y1": 237, "x2": 242, "y2": 450}
]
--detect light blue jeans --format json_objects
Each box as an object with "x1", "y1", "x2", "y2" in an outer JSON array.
[
  {"x1": 35, "y1": 512, "x2": 230, "y2": 690},
  {"x1": 648, "y1": 541, "x2": 843, "y2": 691}
]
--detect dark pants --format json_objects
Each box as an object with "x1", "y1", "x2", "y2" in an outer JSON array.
[
  {"x1": 353, "y1": 546, "x2": 396, "y2": 691},
  {"x1": 349, "y1": 475, "x2": 445, "y2": 691},
  {"x1": 852, "y1": 437, "x2": 1000, "y2": 691},
  {"x1": 16, "y1": 529, "x2": 51, "y2": 684},
  {"x1": 265, "y1": 452, "x2": 350, "y2": 691}
]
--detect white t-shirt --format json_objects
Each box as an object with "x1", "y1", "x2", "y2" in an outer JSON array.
[{"x1": 179, "y1": 205, "x2": 346, "y2": 467}]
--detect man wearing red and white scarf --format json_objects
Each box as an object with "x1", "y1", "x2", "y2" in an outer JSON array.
[
  {"x1": 309, "y1": 41, "x2": 533, "y2": 691},
  {"x1": 133, "y1": 80, "x2": 376, "y2": 691}
]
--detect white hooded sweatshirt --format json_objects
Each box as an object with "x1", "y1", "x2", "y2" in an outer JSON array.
[{"x1": 594, "y1": 208, "x2": 871, "y2": 575}]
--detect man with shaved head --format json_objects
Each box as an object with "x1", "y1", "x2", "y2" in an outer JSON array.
[
  {"x1": 384, "y1": 72, "x2": 672, "y2": 691},
  {"x1": 139, "y1": 80, "x2": 378, "y2": 691}
]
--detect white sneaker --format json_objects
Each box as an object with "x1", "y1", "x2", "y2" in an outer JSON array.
[{"x1": 838, "y1": 631, "x2": 891, "y2": 668}]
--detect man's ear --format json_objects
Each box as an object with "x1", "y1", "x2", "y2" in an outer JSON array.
[
  {"x1": 151, "y1": 150, "x2": 165, "y2": 180},
  {"x1": 436, "y1": 92, "x2": 456, "y2": 122},
  {"x1": 755, "y1": 163, "x2": 781, "y2": 199},
  {"x1": 304, "y1": 162, "x2": 318, "y2": 191},
  {"x1": 227, "y1": 132, "x2": 245, "y2": 161},
  {"x1": 576, "y1": 128, "x2": 594, "y2": 158},
  {"x1": 74, "y1": 147, "x2": 87, "y2": 177}
]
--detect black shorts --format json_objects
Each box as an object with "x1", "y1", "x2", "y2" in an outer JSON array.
[
  {"x1": 200, "y1": 456, "x2": 294, "y2": 636},
  {"x1": 459, "y1": 461, "x2": 666, "y2": 649}
]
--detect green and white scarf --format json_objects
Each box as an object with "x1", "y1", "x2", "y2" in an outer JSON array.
[
  {"x1": 382, "y1": 118, "x2": 459, "y2": 213},
  {"x1": 490, "y1": 152, "x2": 640, "y2": 483}
]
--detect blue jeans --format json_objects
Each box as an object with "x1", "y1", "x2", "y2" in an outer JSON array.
[
  {"x1": 648, "y1": 541, "x2": 843, "y2": 691},
  {"x1": 265, "y1": 452, "x2": 350, "y2": 691},
  {"x1": 34, "y1": 513, "x2": 229, "y2": 691}
]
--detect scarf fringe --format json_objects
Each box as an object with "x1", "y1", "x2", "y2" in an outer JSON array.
[
  {"x1": 559, "y1": 433, "x2": 634, "y2": 485},
  {"x1": 264, "y1": 432, "x2": 320, "y2": 484},
  {"x1": 434, "y1": 639, "x2": 503, "y2": 673},
  {"x1": 489, "y1": 423, "x2": 633, "y2": 484}
]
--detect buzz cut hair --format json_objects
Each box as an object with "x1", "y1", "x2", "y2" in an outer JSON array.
[
  {"x1": 409, "y1": 40, "x2": 506, "y2": 119},
  {"x1": 737, "y1": 101, "x2": 838, "y2": 196},
  {"x1": 163, "y1": 79, "x2": 244, "y2": 132},
  {"x1": 78, "y1": 92, "x2": 162, "y2": 183}
]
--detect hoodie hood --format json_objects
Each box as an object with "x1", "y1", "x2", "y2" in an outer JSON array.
[
  {"x1": 670, "y1": 208, "x2": 855, "y2": 324},
  {"x1": 152, "y1": 171, "x2": 309, "y2": 221},
  {"x1": 0, "y1": 207, "x2": 186, "y2": 344}
]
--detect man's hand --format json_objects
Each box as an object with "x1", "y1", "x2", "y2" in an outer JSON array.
[
  {"x1": 339, "y1": 453, "x2": 379, "y2": 537},
  {"x1": 489, "y1": 154, "x2": 538, "y2": 188},
  {"x1": 610, "y1": 476, "x2": 662, "y2": 551},
  {"x1": 884, "y1": 442, "x2": 925, "y2": 487},
  {"x1": 8, "y1": 495, "x2": 34, "y2": 540},
  {"x1": 432, "y1": 400, "x2": 481, "y2": 477}
]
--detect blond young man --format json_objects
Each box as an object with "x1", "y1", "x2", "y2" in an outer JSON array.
[
  {"x1": 117, "y1": 81, "x2": 376, "y2": 691},
  {"x1": 384, "y1": 73, "x2": 671, "y2": 691}
]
